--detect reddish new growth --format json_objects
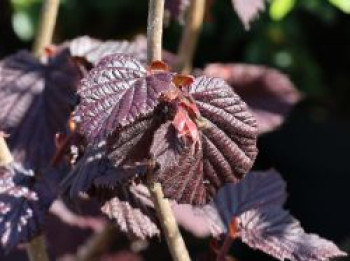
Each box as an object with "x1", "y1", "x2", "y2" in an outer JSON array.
[{"x1": 161, "y1": 73, "x2": 201, "y2": 147}]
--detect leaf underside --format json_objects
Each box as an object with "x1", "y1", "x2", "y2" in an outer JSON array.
[{"x1": 0, "y1": 49, "x2": 79, "y2": 170}]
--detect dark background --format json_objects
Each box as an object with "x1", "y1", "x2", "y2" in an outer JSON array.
[{"x1": 1, "y1": 0, "x2": 350, "y2": 260}]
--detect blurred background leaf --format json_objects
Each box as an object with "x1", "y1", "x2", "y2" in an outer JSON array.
[
  {"x1": 269, "y1": 0, "x2": 296, "y2": 21},
  {"x1": 328, "y1": 0, "x2": 350, "y2": 13}
]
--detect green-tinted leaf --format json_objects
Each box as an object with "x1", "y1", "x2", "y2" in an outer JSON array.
[
  {"x1": 328, "y1": 0, "x2": 350, "y2": 13},
  {"x1": 269, "y1": 0, "x2": 296, "y2": 21}
]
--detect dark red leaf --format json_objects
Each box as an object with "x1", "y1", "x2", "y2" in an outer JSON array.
[
  {"x1": 0, "y1": 49, "x2": 80, "y2": 170},
  {"x1": 231, "y1": 0, "x2": 266, "y2": 29},
  {"x1": 204, "y1": 63, "x2": 301, "y2": 133},
  {"x1": 237, "y1": 207, "x2": 346, "y2": 261},
  {"x1": 75, "y1": 54, "x2": 173, "y2": 142},
  {"x1": 151, "y1": 76, "x2": 258, "y2": 205}
]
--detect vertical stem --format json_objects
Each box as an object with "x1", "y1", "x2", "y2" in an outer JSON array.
[
  {"x1": 175, "y1": 0, "x2": 206, "y2": 74},
  {"x1": 147, "y1": 178, "x2": 191, "y2": 261},
  {"x1": 32, "y1": 0, "x2": 60, "y2": 59},
  {"x1": 146, "y1": 2, "x2": 191, "y2": 258},
  {"x1": 147, "y1": 0, "x2": 165, "y2": 63},
  {"x1": 26, "y1": 235, "x2": 49, "y2": 261}
]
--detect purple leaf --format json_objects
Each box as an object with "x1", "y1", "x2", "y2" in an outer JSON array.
[
  {"x1": 65, "y1": 35, "x2": 175, "y2": 68},
  {"x1": 0, "y1": 49, "x2": 80, "y2": 170},
  {"x1": 231, "y1": 0, "x2": 267, "y2": 29},
  {"x1": 66, "y1": 36, "x2": 148, "y2": 66},
  {"x1": 0, "y1": 162, "x2": 54, "y2": 250},
  {"x1": 151, "y1": 76, "x2": 258, "y2": 205},
  {"x1": 75, "y1": 54, "x2": 173, "y2": 142},
  {"x1": 213, "y1": 169, "x2": 287, "y2": 226},
  {"x1": 150, "y1": 122, "x2": 205, "y2": 205},
  {"x1": 171, "y1": 203, "x2": 224, "y2": 238},
  {"x1": 128, "y1": 183, "x2": 223, "y2": 238},
  {"x1": 165, "y1": 0, "x2": 190, "y2": 23},
  {"x1": 101, "y1": 185, "x2": 160, "y2": 239},
  {"x1": 167, "y1": 170, "x2": 285, "y2": 238},
  {"x1": 204, "y1": 63, "x2": 301, "y2": 133},
  {"x1": 237, "y1": 207, "x2": 347, "y2": 261},
  {"x1": 107, "y1": 117, "x2": 160, "y2": 168}
]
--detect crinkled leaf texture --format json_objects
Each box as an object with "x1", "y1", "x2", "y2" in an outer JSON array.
[
  {"x1": 0, "y1": 162, "x2": 56, "y2": 250},
  {"x1": 63, "y1": 146, "x2": 159, "y2": 239},
  {"x1": 231, "y1": 0, "x2": 267, "y2": 29},
  {"x1": 75, "y1": 54, "x2": 173, "y2": 142},
  {"x1": 0, "y1": 49, "x2": 79, "y2": 170},
  {"x1": 65, "y1": 35, "x2": 175, "y2": 67},
  {"x1": 101, "y1": 185, "x2": 160, "y2": 240},
  {"x1": 204, "y1": 63, "x2": 301, "y2": 133},
  {"x1": 205, "y1": 170, "x2": 345, "y2": 261},
  {"x1": 165, "y1": 170, "x2": 285, "y2": 238},
  {"x1": 151, "y1": 76, "x2": 258, "y2": 205},
  {"x1": 237, "y1": 207, "x2": 347, "y2": 261}
]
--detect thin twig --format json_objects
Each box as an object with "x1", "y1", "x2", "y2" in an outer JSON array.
[
  {"x1": 147, "y1": 1, "x2": 191, "y2": 259},
  {"x1": 147, "y1": 0, "x2": 165, "y2": 63},
  {"x1": 26, "y1": 235, "x2": 50, "y2": 261},
  {"x1": 147, "y1": 176, "x2": 191, "y2": 261},
  {"x1": 175, "y1": 0, "x2": 206, "y2": 74},
  {"x1": 32, "y1": 0, "x2": 60, "y2": 59}
]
